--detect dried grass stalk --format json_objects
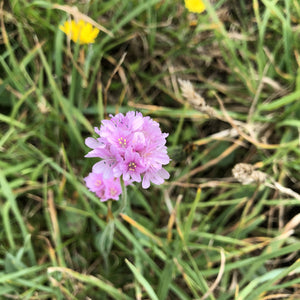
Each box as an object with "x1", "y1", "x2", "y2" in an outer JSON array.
[
  {"x1": 232, "y1": 163, "x2": 267, "y2": 185},
  {"x1": 178, "y1": 79, "x2": 218, "y2": 118},
  {"x1": 232, "y1": 163, "x2": 300, "y2": 200}
]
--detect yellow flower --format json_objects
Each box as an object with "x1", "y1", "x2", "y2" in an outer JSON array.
[
  {"x1": 184, "y1": 0, "x2": 206, "y2": 13},
  {"x1": 59, "y1": 19, "x2": 100, "y2": 44}
]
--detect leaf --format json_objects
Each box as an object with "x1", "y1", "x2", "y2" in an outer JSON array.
[{"x1": 125, "y1": 259, "x2": 159, "y2": 300}]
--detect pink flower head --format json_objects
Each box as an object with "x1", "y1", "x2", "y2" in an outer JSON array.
[
  {"x1": 116, "y1": 149, "x2": 146, "y2": 182},
  {"x1": 85, "y1": 111, "x2": 170, "y2": 188},
  {"x1": 84, "y1": 172, "x2": 122, "y2": 201}
]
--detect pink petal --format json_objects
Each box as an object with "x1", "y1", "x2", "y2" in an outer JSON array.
[
  {"x1": 85, "y1": 137, "x2": 104, "y2": 149},
  {"x1": 142, "y1": 175, "x2": 150, "y2": 189}
]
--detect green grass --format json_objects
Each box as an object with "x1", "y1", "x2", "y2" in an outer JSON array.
[{"x1": 1, "y1": 0, "x2": 300, "y2": 299}]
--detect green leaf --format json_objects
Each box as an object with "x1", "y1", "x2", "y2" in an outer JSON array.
[{"x1": 125, "y1": 259, "x2": 159, "y2": 300}]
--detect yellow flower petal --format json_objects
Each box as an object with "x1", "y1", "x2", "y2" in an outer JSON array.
[
  {"x1": 59, "y1": 19, "x2": 100, "y2": 44},
  {"x1": 185, "y1": 0, "x2": 206, "y2": 13}
]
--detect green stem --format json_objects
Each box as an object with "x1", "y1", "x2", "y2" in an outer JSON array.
[
  {"x1": 116, "y1": 178, "x2": 127, "y2": 215},
  {"x1": 68, "y1": 41, "x2": 81, "y2": 106}
]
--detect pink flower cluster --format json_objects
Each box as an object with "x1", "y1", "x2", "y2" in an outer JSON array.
[
  {"x1": 84, "y1": 111, "x2": 170, "y2": 201},
  {"x1": 84, "y1": 172, "x2": 122, "y2": 202}
]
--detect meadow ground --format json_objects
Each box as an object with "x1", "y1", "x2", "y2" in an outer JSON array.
[{"x1": 1, "y1": 0, "x2": 300, "y2": 299}]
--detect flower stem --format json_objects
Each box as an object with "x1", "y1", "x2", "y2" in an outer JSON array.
[
  {"x1": 106, "y1": 200, "x2": 114, "y2": 221},
  {"x1": 119, "y1": 178, "x2": 127, "y2": 214}
]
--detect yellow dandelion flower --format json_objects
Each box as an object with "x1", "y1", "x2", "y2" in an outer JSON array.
[
  {"x1": 59, "y1": 19, "x2": 100, "y2": 44},
  {"x1": 184, "y1": 0, "x2": 206, "y2": 13}
]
